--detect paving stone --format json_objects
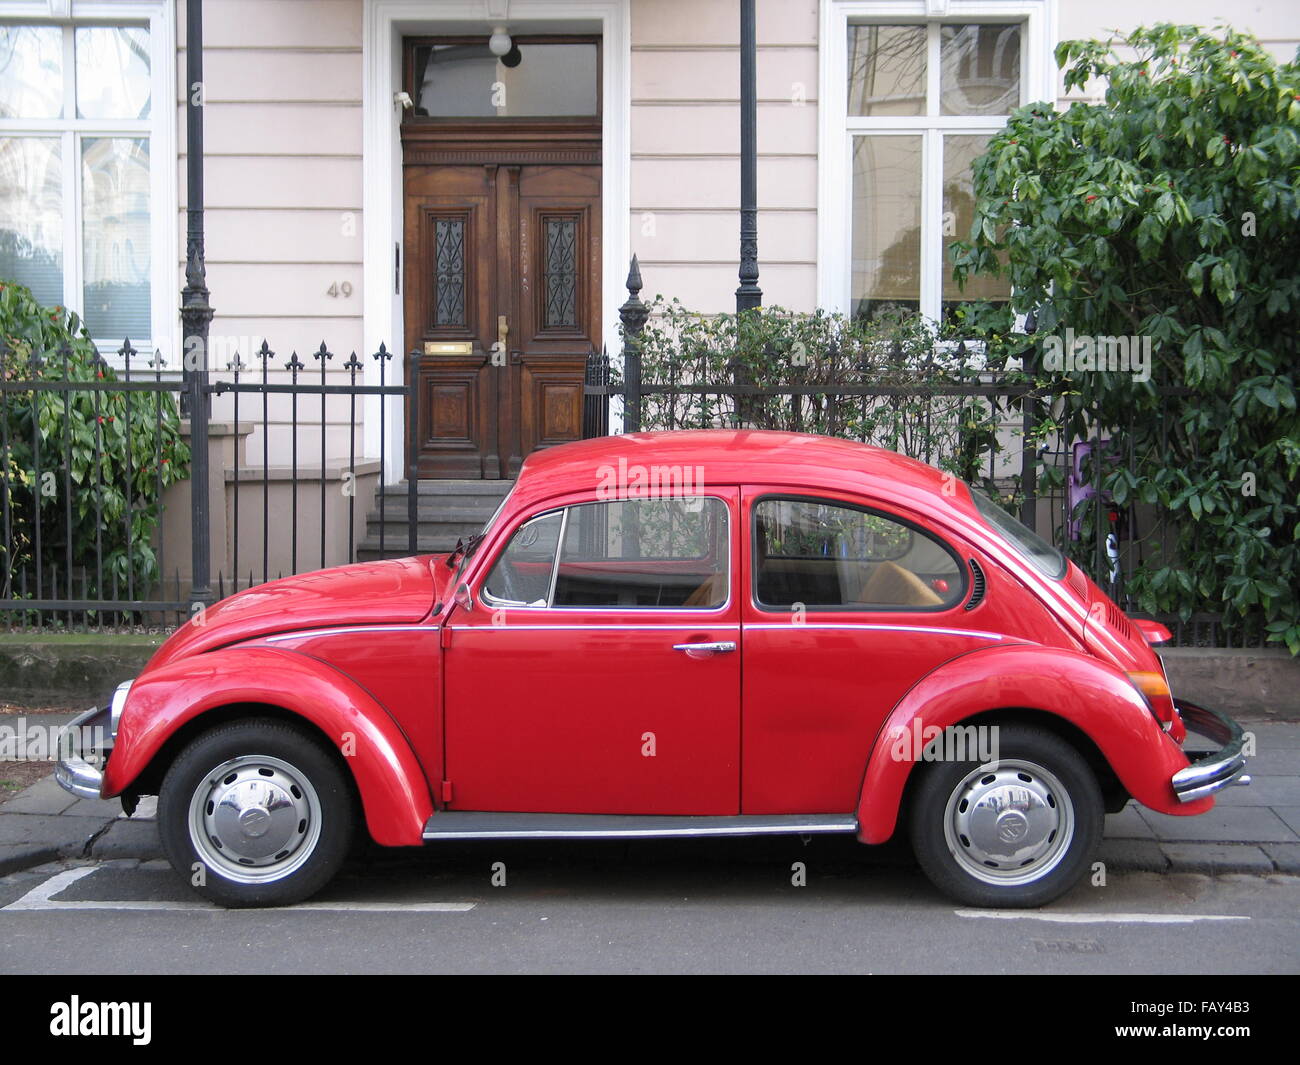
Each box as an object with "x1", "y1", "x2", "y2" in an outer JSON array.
[
  {"x1": 1, "y1": 776, "x2": 78, "y2": 815},
  {"x1": 1097, "y1": 838, "x2": 1168, "y2": 872},
  {"x1": 1161, "y1": 843, "x2": 1274, "y2": 874},
  {"x1": 1231, "y1": 750, "x2": 1300, "y2": 775},
  {"x1": 1138, "y1": 805, "x2": 1298, "y2": 843},
  {"x1": 1239, "y1": 722, "x2": 1300, "y2": 749},
  {"x1": 64, "y1": 795, "x2": 124, "y2": 818},
  {"x1": 1105, "y1": 804, "x2": 1155, "y2": 839},
  {"x1": 1213, "y1": 776, "x2": 1300, "y2": 806},
  {"x1": 1261, "y1": 842, "x2": 1300, "y2": 874},
  {"x1": 1271, "y1": 806, "x2": 1300, "y2": 837}
]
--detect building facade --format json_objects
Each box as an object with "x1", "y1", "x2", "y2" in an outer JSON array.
[{"x1": 2, "y1": 0, "x2": 1297, "y2": 500}]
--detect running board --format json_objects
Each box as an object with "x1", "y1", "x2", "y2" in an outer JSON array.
[{"x1": 421, "y1": 812, "x2": 859, "y2": 841}]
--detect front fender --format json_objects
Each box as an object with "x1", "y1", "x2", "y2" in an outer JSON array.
[
  {"x1": 103, "y1": 646, "x2": 433, "y2": 846},
  {"x1": 856, "y1": 644, "x2": 1210, "y2": 844}
]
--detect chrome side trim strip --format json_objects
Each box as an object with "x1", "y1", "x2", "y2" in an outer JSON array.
[
  {"x1": 450, "y1": 624, "x2": 742, "y2": 632},
  {"x1": 264, "y1": 624, "x2": 434, "y2": 643},
  {"x1": 744, "y1": 623, "x2": 1005, "y2": 640},
  {"x1": 421, "y1": 812, "x2": 859, "y2": 841}
]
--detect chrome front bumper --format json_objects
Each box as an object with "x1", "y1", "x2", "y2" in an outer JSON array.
[
  {"x1": 55, "y1": 704, "x2": 110, "y2": 799},
  {"x1": 54, "y1": 681, "x2": 130, "y2": 801},
  {"x1": 1171, "y1": 700, "x2": 1252, "y2": 803}
]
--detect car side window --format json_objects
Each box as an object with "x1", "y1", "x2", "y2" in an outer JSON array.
[
  {"x1": 482, "y1": 511, "x2": 564, "y2": 607},
  {"x1": 553, "y1": 497, "x2": 729, "y2": 609},
  {"x1": 753, "y1": 498, "x2": 964, "y2": 610}
]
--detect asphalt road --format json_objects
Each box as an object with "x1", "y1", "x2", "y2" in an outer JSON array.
[{"x1": 1, "y1": 836, "x2": 1297, "y2": 974}]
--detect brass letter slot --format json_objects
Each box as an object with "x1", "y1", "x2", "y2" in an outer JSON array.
[{"x1": 423, "y1": 341, "x2": 474, "y2": 355}]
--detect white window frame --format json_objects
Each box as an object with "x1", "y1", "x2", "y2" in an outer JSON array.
[
  {"x1": 0, "y1": 0, "x2": 177, "y2": 366},
  {"x1": 817, "y1": 0, "x2": 1056, "y2": 321}
]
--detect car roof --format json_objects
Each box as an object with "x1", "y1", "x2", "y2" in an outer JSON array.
[{"x1": 513, "y1": 429, "x2": 973, "y2": 515}]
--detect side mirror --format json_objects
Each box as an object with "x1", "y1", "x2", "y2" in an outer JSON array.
[{"x1": 454, "y1": 583, "x2": 473, "y2": 612}]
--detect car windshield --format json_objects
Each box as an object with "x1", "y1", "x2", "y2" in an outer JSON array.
[
  {"x1": 452, "y1": 490, "x2": 513, "y2": 585},
  {"x1": 968, "y1": 486, "x2": 1066, "y2": 580}
]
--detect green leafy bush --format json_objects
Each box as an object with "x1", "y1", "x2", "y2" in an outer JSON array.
[
  {"x1": 630, "y1": 298, "x2": 1047, "y2": 490},
  {"x1": 0, "y1": 280, "x2": 190, "y2": 606},
  {"x1": 952, "y1": 24, "x2": 1300, "y2": 653}
]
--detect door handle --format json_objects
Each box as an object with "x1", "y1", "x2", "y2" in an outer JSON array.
[
  {"x1": 672, "y1": 641, "x2": 736, "y2": 656},
  {"x1": 497, "y1": 314, "x2": 509, "y2": 350}
]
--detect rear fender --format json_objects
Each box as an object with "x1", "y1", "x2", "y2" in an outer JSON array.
[
  {"x1": 103, "y1": 646, "x2": 433, "y2": 846},
  {"x1": 856, "y1": 644, "x2": 1210, "y2": 844}
]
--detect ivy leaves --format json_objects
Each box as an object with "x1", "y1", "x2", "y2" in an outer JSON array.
[{"x1": 954, "y1": 24, "x2": 1300, "y2": 653}]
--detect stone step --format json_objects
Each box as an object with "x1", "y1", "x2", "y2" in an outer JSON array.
[
  {"x1": 377, "y1": 479, "x2": 514, "y2": 496},
  {"x1": 358, "y1": 480, "x2": 513, "y2": 563},
  {"x1": 366, "y1": 501, "x2": 503, "y2": 524}
]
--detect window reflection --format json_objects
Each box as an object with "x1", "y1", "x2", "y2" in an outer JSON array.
[
  {"x1": 76, "y1": 27, "x2": 151, "y2": 120},
  {"x1": 412, "y1": 42, "x2": 598, "y2": 118}
]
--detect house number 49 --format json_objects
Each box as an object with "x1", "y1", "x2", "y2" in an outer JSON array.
[{"x1": 326, "y1": 282, "x2": 354, "y2": 298}]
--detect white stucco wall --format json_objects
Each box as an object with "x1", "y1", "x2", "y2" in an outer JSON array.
[{"x1": 629, "y1": 0, "x2": 820, "y2": 313}]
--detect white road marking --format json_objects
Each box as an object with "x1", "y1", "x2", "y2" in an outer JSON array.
[
  {"x1": 2, "y1": 866, "x2": 474, "y2": 913},
  {"x1": 954, "y1": 909, "x2": 1249, "y2": 924}
]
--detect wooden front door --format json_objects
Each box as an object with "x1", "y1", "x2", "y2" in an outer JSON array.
[{"x1": 402, "y1": 155, "x2": 600, "y2": 479}]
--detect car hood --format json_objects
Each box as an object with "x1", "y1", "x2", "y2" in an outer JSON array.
[{"x1": 143, "y1": 555, "x2": 448, "y2": 673}]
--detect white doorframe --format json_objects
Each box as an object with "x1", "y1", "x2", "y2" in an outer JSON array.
[{"x1": 362, "y1": 0, "x2": 630, "y2": 481}]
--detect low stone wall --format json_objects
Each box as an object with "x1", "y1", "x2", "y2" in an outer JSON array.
[
  {"x1": 1157, "y1": 647, "x2": 1300, "y2": 722},
  {"x1": 0, "y1": 635, "x2": 165, "y2": 707}
]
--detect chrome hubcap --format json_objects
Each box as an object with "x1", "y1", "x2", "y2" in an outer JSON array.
[
  {"x1": 943, "y1": 759, "x2": 1074, "y2": 887},
  {"x1": 188, "y1": 755, "x2": 322, "y2": 884}
]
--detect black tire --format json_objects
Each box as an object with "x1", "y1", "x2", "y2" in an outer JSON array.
[
  {"x1": 158, "y1": 718, "x2": 356, "y2": 908},
  {"x1": 908, "y1": 724, "x2": 1102, "y2": 908}
]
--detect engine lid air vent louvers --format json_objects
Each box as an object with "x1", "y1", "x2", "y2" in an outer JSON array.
[
  {"x1": 965, "y1": 558, "x2": 986, "y2": 611},
  {"x1": 1066, "y1": 563, "x2": 1089, "y2": 602},
  {"x1": 1106, "y1": 599, "x2": 1134, "y2": 641}
]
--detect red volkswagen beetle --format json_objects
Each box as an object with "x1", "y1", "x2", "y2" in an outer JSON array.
[{"x1": 57, "y1": 430, "x2": 1250, "y2": 908}]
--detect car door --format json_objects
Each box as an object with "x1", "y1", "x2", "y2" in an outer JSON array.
[
  {"x1": 740, "y1": 486, "x2": 996, "y2": 815},
  {"x1": 442, "y1": 489, "x2": 741, "y2": 814}
]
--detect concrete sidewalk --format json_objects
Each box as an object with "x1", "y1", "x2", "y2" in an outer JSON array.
[{"x1": 2, "y1": 719, "x2": 1297, "y2": 880}]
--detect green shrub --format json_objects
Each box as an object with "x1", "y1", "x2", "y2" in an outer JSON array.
[
  {"x1": 0, "y1": 280, "x2": 190, "y2": 607},
  {"x1": 952, "y1": 24, "x2": 1300, "y2": 653},
  {"x1": 630, "y1": 298, "x2": 1047, "y2": 490}
]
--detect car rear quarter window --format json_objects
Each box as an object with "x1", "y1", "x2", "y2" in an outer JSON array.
[
  {"x1": 969, "y1": 486, "x2": 1066, "y2": 580},
  {"x1": 753, "y1": 497, "x2": 965, "y2": 611}
]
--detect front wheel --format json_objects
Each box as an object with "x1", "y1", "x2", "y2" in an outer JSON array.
[
  {"x1": 158, "y1": 719, "x2": 355, "y2": 908},
  {"x1": 908, "y1": 724, "x2": 1102, "y2": 908}
]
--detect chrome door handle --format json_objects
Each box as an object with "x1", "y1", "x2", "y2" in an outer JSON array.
[{"x1": 672, "y1": 641, "x2": 736, "y2": 655}]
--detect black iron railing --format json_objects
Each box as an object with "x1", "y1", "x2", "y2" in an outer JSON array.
[{"x1": 0, "y1": 337, "x2": 416, "y2": 630}]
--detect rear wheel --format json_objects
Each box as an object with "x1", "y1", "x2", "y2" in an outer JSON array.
[
  {"x1": 158, "y1": 719, "x2": 355, "y2": 908},
  {"x1": 908, "y1": 724, "x2": 1102, "y2": 908}
]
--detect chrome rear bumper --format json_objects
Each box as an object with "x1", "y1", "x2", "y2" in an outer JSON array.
[{"x1": 1171, "y1": 700, "x2": 1252, "y2": 803}]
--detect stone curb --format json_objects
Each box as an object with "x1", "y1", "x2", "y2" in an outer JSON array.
[{"x1": 0, "y1": 843, "x2": 60, "y2": 878}]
